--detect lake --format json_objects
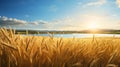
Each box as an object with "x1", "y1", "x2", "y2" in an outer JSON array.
[{"x1": 29, "y1": 33, "x2": 120, "y2": 38}]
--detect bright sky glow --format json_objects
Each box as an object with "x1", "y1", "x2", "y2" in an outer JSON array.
[{"x1": 88, "y1": 23, "x2": 100, "y2": 29}]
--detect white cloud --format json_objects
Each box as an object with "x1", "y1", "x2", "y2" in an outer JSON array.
[
  {"x1": 83, "y1": 0, "x2": 107, "y2": 7},
  {"x1": 0, "y1": 16, "x2": 27, "y2": 26},
  {"x1": 116, "y1": 0, "x2": 120, "y2": 8},
  {"x1": 30, "y1": 20, "x2": 49, "y2": 26}
]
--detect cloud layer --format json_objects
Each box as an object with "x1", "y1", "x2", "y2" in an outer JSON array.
[
  {"x1": 0, "y1": 16, "x2": 51, "y2": 30},
  {"x1": 0, "y1": 15, "x2": 119, "y2": 30},
  {"x1": 0, "y1": 16, "x2": 49, "y2": 26},
  {"x1": 0, "y1": 16, "x2": 83, "y2": 30},
  {"x1": 83, "y1": 0, "x2": 120, "y2": 8},
  {"x1": 0, "y1": 16, "x2": 27, "y2": 26},
  {"x1": 116, "y1": 0, "x2": 120, "y2": 8},
  {"x1": 84, "y1": 0, "x2": 107, "y2": 7}
]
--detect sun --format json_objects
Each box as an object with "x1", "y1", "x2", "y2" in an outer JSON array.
[
  {"x1": 81, "y1": 14, "x2": 104, "y2": 31},
  {"x1": 86, "y1": 23, "x2": 101, "y2": 32},
  {"x1": 88, "y1": 23, "x2": 99, "y2": 29}
]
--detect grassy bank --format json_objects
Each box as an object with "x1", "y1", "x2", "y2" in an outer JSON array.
[{"x1": 0, "y1": 28, "x2": 120, "y2": 67}]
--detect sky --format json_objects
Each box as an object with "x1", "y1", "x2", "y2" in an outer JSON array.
[{"x1": 0, "y1": 0, "x2": 120, "y2": 30}]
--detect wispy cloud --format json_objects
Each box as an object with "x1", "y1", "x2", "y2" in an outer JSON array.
[
  {"x1": 83, "y1": 0, "x2": 107, "y2": 7},
  {"x1": 25, "y1": 15, "x2": 30, "y2": 18},
  {"x1": 48, "y1": 16, "x2": 86, "y2": 30},
  {"x1": 116, "y1": 0, "x2": 120, "y2": 8},
  {"x1": 49, "y1": 5, "x2": 58, "y2": 12},
  {"x1": 30, "y1": 20, "x2": 49, "y2": 27}
]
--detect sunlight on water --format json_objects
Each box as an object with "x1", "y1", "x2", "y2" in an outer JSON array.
[{"x1": 31, "y1": 34, "x2": 120, "y2": 38}]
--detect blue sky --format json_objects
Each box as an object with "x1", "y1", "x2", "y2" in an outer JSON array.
[
  {"x1": 0, "y1": 0, "x2": 78, "y2": 21},
  {"x1": 0, "y1": 0, "x2": 120, "y2": 30}
]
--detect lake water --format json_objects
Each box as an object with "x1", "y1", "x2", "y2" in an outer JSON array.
[{"x1": 30, "y1": 33, "x2": 120, "y2": 38}]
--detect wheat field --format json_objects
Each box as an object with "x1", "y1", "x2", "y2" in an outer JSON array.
[{"x1": 0, "y1": 28, "x2": 120, "y2": 67}]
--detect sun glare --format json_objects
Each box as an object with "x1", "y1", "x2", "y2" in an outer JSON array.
[
  {"x1": 82, "y1": 15, "x2": 104, "y2": 31},
  {"x1": 88, "y1": 23, "x2": 98, "y2": 29},
  {"x1": 86, "y1": 23, "x2": 101, "y2": 32}
]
